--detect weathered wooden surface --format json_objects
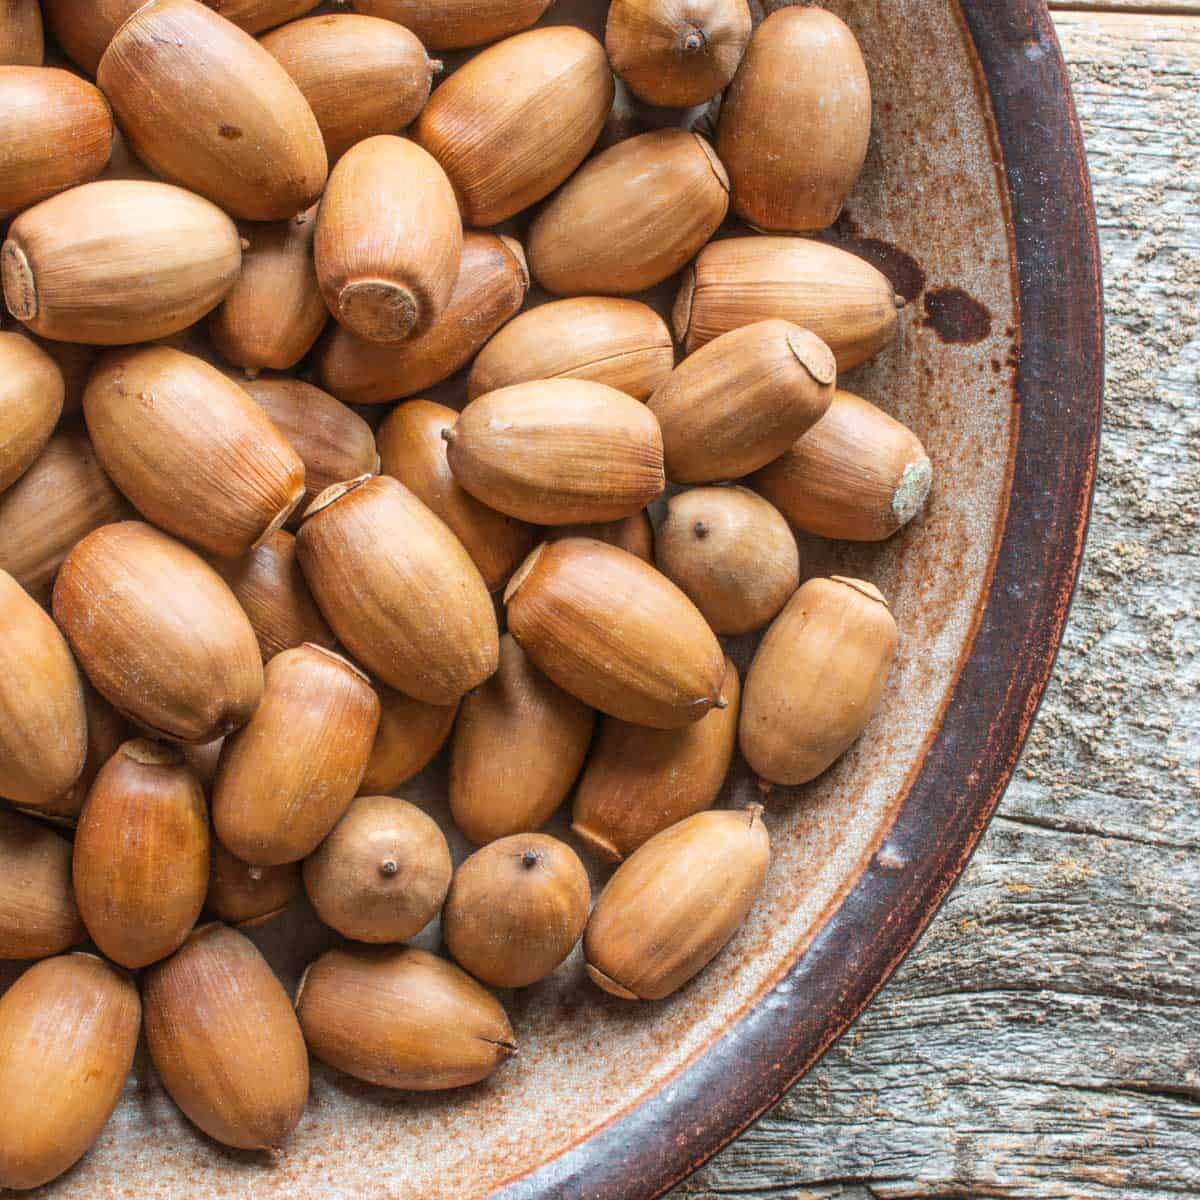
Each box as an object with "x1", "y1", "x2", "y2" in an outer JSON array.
[{"x1": 676, "y1": 11, "x2": 1200, "y2": 1199}]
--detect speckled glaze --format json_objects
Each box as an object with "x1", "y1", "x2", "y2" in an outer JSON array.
[{"x1": 0, "y1": 0, "x2": 1100, "y2": 1196}]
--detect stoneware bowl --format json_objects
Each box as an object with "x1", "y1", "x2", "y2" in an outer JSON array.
[{"x1": 3, "y1": 0, "x2": 1101, "y2": 1196}]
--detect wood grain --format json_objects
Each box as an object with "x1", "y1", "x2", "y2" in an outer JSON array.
[{"x1": 676, "y1": 12, "x2": 1200, "y2": 1199}]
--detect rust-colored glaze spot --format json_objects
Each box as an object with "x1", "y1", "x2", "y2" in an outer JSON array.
[
  {"x1": 818, "y1": 210, "x2": 927, "y2": 303},
  {"x1": 923, "y1": 286, "x2": 994, "y2": 344},
  {"x1": 218, "y1": 124, "x2": 243, "y2": 141}
]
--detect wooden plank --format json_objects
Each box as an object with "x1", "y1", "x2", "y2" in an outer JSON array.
[{"x1": 674, "y1": 12, "x2": 1200, "y2": 1200}]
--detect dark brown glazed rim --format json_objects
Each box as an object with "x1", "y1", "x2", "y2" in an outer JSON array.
[{"x1": 493, "y1": 2, "x2": 1104, "y2": 1196}]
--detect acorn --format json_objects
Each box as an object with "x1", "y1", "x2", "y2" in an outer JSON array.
[
  {"x1": 211, "y1": 530, "x2": 336, "y2": 662},
  {"x1": 0, "y1": 954, "x2": 140, "y2": 1191},
  {"x1": 415, "y1": 26, "x2": 613, "y2": 226},
  {"x1": 296, "y1": 474, "x2": 499, "y2": 704},
  {"x1": 73, "y1": 739, "x2": 209, "y2": 969},
  {"x1": 505, "y1": 538, "x2": 725, "y2": 728},
  {"x1": 584, "y1": 805, "x2": 769, "y2": 999},
  {"x1": 443, "y1": 834, "x2": 590, "y2": 988},
  {"x1": 445, "y1": 380, "x2": 665, "y2": 525},
  {"x1": 740, "y1": 577, "x2": 898, "y2": 785},
  {"x1": 359, "y1": 686, "x2": 459, "y2": 795},
  {"x1": 237, "y1": 377, "x2": 378, "y2": 526},
  {"x1": 97, "y1": 0, "x2": 327, "y2": 221},
  {"x1": 201, "y1": 0, "x2": 321, "y2": 36},
  {"x1": 450, "y1": 634, "x2": 594, "y2": 845},
  {"x1": 0, "y1": 569, "x2": 87, "y2": 811},
  {"x1": 213, "y1": 644, "x2": 380, "y2": 866},
  {"x1": 25, "y1": 335, "x2": 94, "y2": 414},
  {"x1": 550, "y1": 510, "x2": 654, "y2": 562},
  {"x1": 142, "y1": 923, "x2": 309, "y2": 1151},
  {"x1": 0, "y1": 809, "x2": 84, "y2": 960},
  {"x1": 41, "y1": 0, "x2": 149, "y2": 74},
  {"x1": 208, "y1": 208, "x2": 327, "y2": 374},
  {"x1": 315, "y1": 134, "x2": 462, "y2": 345},
  {"x1": 377, "y1": 400, "x2": 536, "y2": 592},
  {"x1": 606, "y1": 0, "x2": 750, "y2": 108},
  {"x1": 0, "y1": 0, "x2": 42, "y2": 65},
  {"x1": 527, "y1": 130, "x2": 729, "y2": 296},
  {"x1": 749, "y1": 388, "x2": 933, "y2": 541},
  {"x1": 647, "y1": 320, "x2": 836, "y2": 482},
  {"x1": 351, "y1": 0, "x2": 553, "y2": 51},
  {"x1": 180, "y1": 738, "x2": 223, "y2": 792},
  {"x1": 2, "y1": 179, "x2": 242, "y2": 345},
  {"x1": 673, "y1": 236, "x2": 900, "y2": 369},
  {"x1": 0, "y1": 426, "x2": 131, "y2": 602},
  {"x1": 84, "y1": 348, "x2": 306, "y2": 558},
  {"x1": 296, "y1": 944, "x2": 516, "y2": 1089},
  {"x1": 718, "y1": 6, "x2": 871, "y2": 234},
  {"x1": 206, "y1": 842, "x2": 300, "y2": 928},
  {"x1": 654, "y1": 487, "x2": 799, "y2": 634},
  {"x1": 302, "y1": 795, "x2": 452, "y2": 943},
  {"x1": 467, "y1": 296, "x2": 674, "y2": 402},
  {"x1": 52, "y1": 521, "x2": 264, "y2": 743},
  {"x1": 0, "y1": 67, "x2": 113, "y2": 216},
  {"x1": 262, "y1": 14, "x2": 438, "y2": 163},
  {"x1": 316, "y1": 232, "x2": 530, "y2": 405},
  {"x1": 0, "y1": 332, "x2": 63, "y2": 495}
]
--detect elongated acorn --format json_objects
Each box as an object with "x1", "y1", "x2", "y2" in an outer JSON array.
[
  {"x1": 0, "y1": 809, "x2": 84, "y2": 960},
  {"x1": 359, "y1": 685, "x2": 459, "y2": 795},
  {"x1": 0, "y1": 0, "x2": 42, "y2": 65},
  {"x1": 584, "y1": 805, "x2": 769, "y2": 998},
  {"x1": 296, "y1": 945, "x2": 516, "y2": 1089},
  {"x1": 351, "y1": 0, "x2": 553, "y2": 51},
  {"x1": 303, "y1": 795, "x2": 452, "y2": 943},
  {"x1": 0, "y1": 331, "x2": 63, "y2": 495},
  {"x1": 25, "y1": 336, "x2": 94, "y2": 414},
  {"x1": 443, "y1": 834, "x2": 590, "y2": 987},
  {"x1": 206, "y1": 841, "x2": 299, "y2": 928},
  {"x1": 197, "y1": 0, "x2": 320, "y2": 35},
  {"x1": 550, "y1": 510, "x2": 654, "y2": 562}
]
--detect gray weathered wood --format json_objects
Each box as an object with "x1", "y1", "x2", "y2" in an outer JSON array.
[{"x1": 675, "y1": 12, "x2": 1200, "y2": 1199}]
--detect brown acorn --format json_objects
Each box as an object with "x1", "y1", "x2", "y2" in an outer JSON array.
[
  {"x1": 25, "y1": 336, "x2": 95, "y2": 414},
  {"x1": 0, "y1": 809, "x2": 84, "y2": 960},
  {"x1": 0, "y1": 332, "x2": 63, "y2": 495},
  {"x1": 749, "y1": 388, "x2": 933, "y2": 541},
  {"x1": 415, "y1": 26, "x2": 613, "y2": 226},
  {"x1": 674, "y1": 236, "x2": 900, "y2": 369},
  {"x1": 315, "y1": 134, "x2": 462, "y2": 344},
  {"x1": 718, "y1": 6, "x2": 871, "y2": 234},
  {"x1": 527, "y1": 130, "x2": 729, "y2": 296},
  {"x1": 573, "y1": 656, "x2": 739, "y2": 862},
  {"x1": 84, "y1": 347, "x2": 307, "y2": 558},
  {"x1": 303, "y1": 795, "x2": 452, "y2": 943},
  {"x1": 605, "y1": 0, "x2": 750, "y2": 108},
  {"x1": 0, "y1": 954, "x2": 140, "y2": 1191},
  {"x1": 52, "y1": 521, "x2": 264, "y2": 743},
  {"x1": 98, "y1": 0, "x2": 327, "y2": 221},
  {"x1": 0, "y1": 67, "x2": 113, "y2": 217},
  {"x1": 142, "y1": 923, "x2": 309, "y2": 1150},
  {"x1": 297, "y1": 474, "x2": 499, "y2": 704},
  {"x1": 212, "y1": 530, "x2": 335, "y2": 662},
  {"x1": 740, "y1": 577, "x2": 898, "y2": 786},
  {"x1": 0, "y1": 0, "x2": 42, "y2": 65},
  {"x1": 296, "y1": 944, "x2": 515, "y2": 1089},
  {"x1": 180, "y1": 738, "x2": 223, "y2": 792},
  {"x1": 351, "y1": 0, "x2": 553, "y2": 51},
  {"x1": 450, "y1": 634, "x2": 594, "y2": 845},
  {"x1": 0, "y1": 426, "x2": 131, "y2": 603},
  {"x1": 443, "y1": 834, "x2": 590, "y2": 988},
  {"x1": 359, "y1": 685, "x2": 459, "y2": 795},
  {"x1": 206, "y1": 842, "x2": 300, "y2": 928},
  {"x1": 73, "y1": 739, "x2": 209, "y2": 969},
  {"x1": 467, "y1": 296, "x2": 674, "y2": 402},
  {"x1": 316, "y1": 232, "x2": 529, "y2": 405},
  {"x1": 550, "y1": 510, "x2": 654, "y2": 562},
  {"x1": 445, "y1": 380, "x2": 665, "y2": 525},
  {"x1": 208, "y1": 208, "x2": 327, "y2": 373},
  {"x1": 654, "y1": 487, "x2": 798, "y2": 634},
  {"x1": 237, "y1": 376, "x2": 378, "y2": 526},
  {"x1": 213, "y1": 644, "x2": 380, "y2": 866},
  {"x1": 262, "y1": 14, "x2": 438, "y2": 162},
  {"x1": 0, "y1": 569, "x2": 87, "y2": 811},
  {"x1": 201, "y1": 0, "x2": 321, "y2": 36},
  {"x1": 377, "y1": 400, "x2": 536, "y2": 592},
  {"x1": 647, "y1": 320, "x2": 836, "y2": 482},
  {"x1": 2, "y1": 179, "x2": 242, "y2": 345},
  {"x1": 585, "y1": 805, "x2": 768, "y2": 999},
  {"x1": 41, "y1": 0, "x2": 147, "y2": 74},
  {"x1": 505, "y1": 538, "x2": 725, "y2": 728}
]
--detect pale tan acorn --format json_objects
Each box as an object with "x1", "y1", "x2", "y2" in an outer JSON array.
[
  {"x1": 351, "y1": 0, "x2": 553, "y2": 51},
  {"x1": 0, "y1": 331, "x2": 63, "y2": 495},
  {"x1": 358, "y1": 686, "x2": 459, "y2": 795},
  {"x1": 0, "y1": 809, "x2": 85, "y2": 960}
]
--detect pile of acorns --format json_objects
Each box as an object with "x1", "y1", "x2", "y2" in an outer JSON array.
[{"x1": 0, "y1": 0, "x2": 932, "y2": 1189}]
